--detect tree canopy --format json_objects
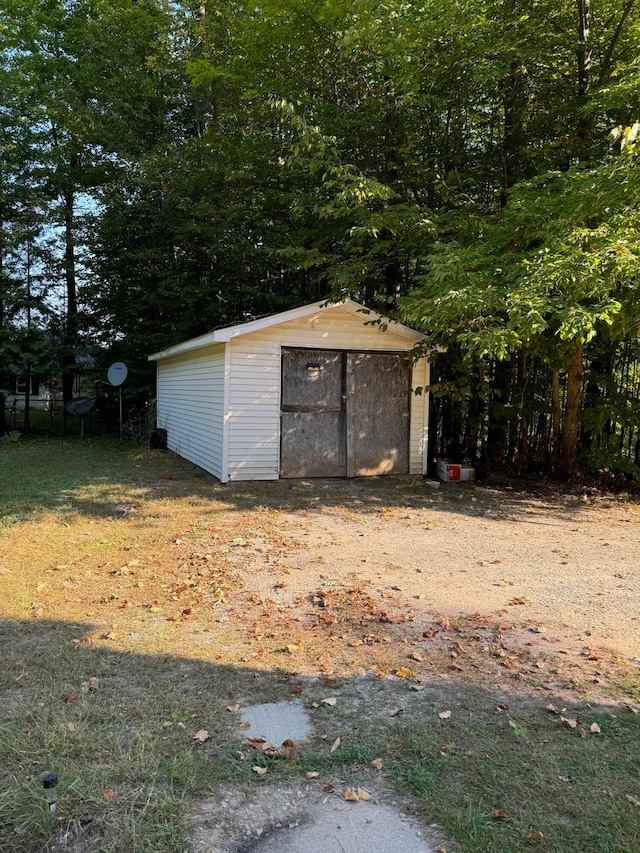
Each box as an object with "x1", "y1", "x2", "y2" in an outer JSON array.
[{"x1": 2, "y1": 0, "x2": 640, "y2": 478}]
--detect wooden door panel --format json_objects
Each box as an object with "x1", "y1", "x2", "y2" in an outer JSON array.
[
  {"x1": 348, "y1": 352, "x2": 410, "y2": 475},
  {"x1": 280, "y1": 411, "x2": 346, "y2": 477},
  {"x1": 280, "y1": 348, "x2": 346, "y2": 477}
]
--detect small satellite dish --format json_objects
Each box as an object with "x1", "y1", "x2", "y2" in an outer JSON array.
[
  {"x1": 107, "y1": 362, "x2": 128, "y2": 386},
  {"x1": 65, "y1": 396, "x2": 94, "y2": 437},
  {"x1": 65, "y1": 396, "x2": 94, "y2": 416}
]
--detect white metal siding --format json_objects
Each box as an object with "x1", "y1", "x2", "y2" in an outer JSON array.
[
  {"x1": 226, "y1": 305, "x2": 429, "y2": 481},
  {"x1": 157, "y1": 344, "x2": 225, "y2": 479},
  {"x1": 409, "y1": 357, "x2": 430, "y2": 475}
]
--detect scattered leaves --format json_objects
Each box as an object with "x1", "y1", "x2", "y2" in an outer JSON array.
[
  {"x1": 103, "y1": 789, "x2": 115, "y2": 802},
  {"x1": 321, "y1": 697, "x2": 337, "y2": 706},
  {"x1": 491, "y1": 809, "x2": 508, "y2": 820},
  {"x1": 330, "y1": 737, "x2": 341, "y2": 753},
  {"x1": 81, "y1": 677, "x2": 99, "y2": 693},
  {"x1": 193, "y1": 730, "x2": 210, "y2": 742},
  {"x1": 226, "y1": 703, "x2": 241, "y2": 713},
  {"x1": 343, "y1": 787, "x2": 359, "y2": 802},
  {"x1": 306, "y1": 771, "x2": 319, "y2": 779},
  {"x1": 439, "y1": 710, "x2": 452, "y2": 720},
  {"x1": 253, "y1": 766, "x2": 268, "y2": 775},
  {"x1": 371, "y1": 758, "x2": 384, "y2": 770}
]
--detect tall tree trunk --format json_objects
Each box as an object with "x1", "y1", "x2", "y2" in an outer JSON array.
[
  {"x1": 551, "y1": 369, "x2": 561, "y2": 466},
  {"x1": 519, "y1": 352, "x2": 529, "y2": 461},
  {"x1": 501, "y1": 0, "x2": 528, "y2": 204},
  {"x1": 576, "y1": 0, "x2": 592, "y2": 157},
  {"x1": 486, "y1": 357, "x2": 512, "y2": 471},
  {"x1": 559, "y1": 346, "x2": 584, "y2": 478},
  {"x1": 0, "y1": 238, "x2": 6, "y2": 436},
  {"x1": 62, "y1": 164, "x2": 78, "y2": 433}
]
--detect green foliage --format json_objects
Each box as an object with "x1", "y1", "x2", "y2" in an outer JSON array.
[{"x1": 3, "y1": 0, "x2": 640, "y2": 473}]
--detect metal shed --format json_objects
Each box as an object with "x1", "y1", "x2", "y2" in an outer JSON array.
[{"x1": 148, "y1": 299, "x2": 430, "y2": 483}]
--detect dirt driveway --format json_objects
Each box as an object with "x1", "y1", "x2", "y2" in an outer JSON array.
[{"x1": 215, "y1": 478, "x2": 639, "y2": 677}]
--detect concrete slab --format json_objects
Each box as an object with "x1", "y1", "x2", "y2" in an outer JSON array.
[
  {"x1": 240, "y1": 701, "x2": 312, "y2": 747},
  {"x1": 248, "y1": 799, "x2": 441, "y2": 853}
]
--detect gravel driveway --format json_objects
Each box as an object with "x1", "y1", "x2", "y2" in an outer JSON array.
[{"x1": 230, "y1": 481, "x2": 640, "y2": 661}]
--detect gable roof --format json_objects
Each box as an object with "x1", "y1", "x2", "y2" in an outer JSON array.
[{"x1": 148, "y1": 299, "x2": 424, "y2": 361}]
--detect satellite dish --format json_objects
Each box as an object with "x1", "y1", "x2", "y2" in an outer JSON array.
[
  {"x1": 65, "y1": 396, "x2": 94, "y2": 437},
  {"x1": 107, "y1": 362, "x2": 128, "y2": 386},
  {"x1": 65, "y1": 396, "x2": 94, "y2": 416}
]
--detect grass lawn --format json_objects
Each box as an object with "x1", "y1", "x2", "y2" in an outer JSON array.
[{"x1": 1, "y1": 437, "x2": 639, "y2": 852}]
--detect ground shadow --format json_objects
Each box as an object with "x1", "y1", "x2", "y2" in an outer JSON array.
[
  {"x1": 1, "y1": 437, "x2": 629, "y2": 527},
  {"x1": 1, "y1": 617, "x2": 639, "y2": 853}
]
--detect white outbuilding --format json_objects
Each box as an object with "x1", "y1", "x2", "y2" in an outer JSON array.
[{"x1": 148, "y1": 299, "x2": 430, "y2": 483}]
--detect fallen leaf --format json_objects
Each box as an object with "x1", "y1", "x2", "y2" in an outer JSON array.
[
  {"x1": 252, "y1": 766, "x2": 268, "y2": 775},
  {"x1": 321, "y1": 697, "x2": 337, "y2": 706},
  {"x1": 350, "y1": 763, "x2": 366, "y2": 773},
  {"x1": 527, "y1": 831, "x2": 544, "y2": 841},
  {"x1": 280, "y1": 739, "x2": 297, "y2": 759},
  {"x1": 626, "y1": 794, "x2": 640, "y2": 807},
  {"x1": 62, "y1": 693, "x2": 77, "y2": 704},
  {"x1": 357, "y1": 787, "x2": 371, "y2": 801},
  {"x1": 227, "y1": 703, "x2": 241, "y2": 713},
  {"x1": 388, "y1": 708, "x2": 402, "y2": 717},
  {"x1": 491, "y1": 809, "x2": 508, "y2": 820},
  {"x1": 439, "y1": 710, "x2": 452, "y2": 719},
  {"x1": 239, "y1": 721, "x2": 251, "y2": 731},
  {"x1": 409, "y1": 652, "x2": 423, "y2": 662},
  {"x1": 560, "y1": 717, "x2": 578, "y2": 729},
  {"x1": 193, "y1": 729, "x2": 210, "y2": 742},
  {"x1": 323, "y1": 784, "x2": 335, "y2": 793},
  {"x1": 395, "y1": 666, "x2": 414, "y2": 679},
  {"x1": 371, "y1": 758, "x2": 384, "y2": 770},
  {"x1": 343, "y1": 787, "x2": 359, "y2": 802},
  {"x1": 103, "y1": 789, "x2": 115, "y2": 802},
  {"x1": 590, "y1": 722, "x2": 601, "y2": 734},
  {"x1": 441, "y1": 615, "x2": 451, "y2": 630},
  {"x1": 306, "y1": 771, "x2": 319, "y2": 779},
  {"x1": 81, "y1": 677, "x2": 99, "y2": 693},
  {"x1": 330, "y1": 737, "x2": 341, "y2": 753}
]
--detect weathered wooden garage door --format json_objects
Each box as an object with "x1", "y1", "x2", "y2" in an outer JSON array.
[{"x1": 280, "y1": 348, "x2": 410, "y2": 478}]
